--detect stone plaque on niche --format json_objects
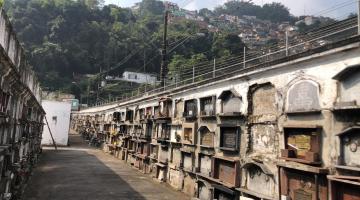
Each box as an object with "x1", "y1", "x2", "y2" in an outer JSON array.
[
  {"x1": 218, "y1": 162, "x2": 235, "y2": 184},
  {"x1": 287, "y1": 80, "x2": 320, "y2": 113},
  {"x1": 201, "y1": 132, "x2": 214, "y2": 147},
  {"x1": 252, "y1": 85, "x2": 276, "y2": 116},
  {"x1": 222, "y1": 132, "x2": 236, "y2": 149},
  {"x1": 294, "y1": 189, "x2": 312, "y2": 200}
]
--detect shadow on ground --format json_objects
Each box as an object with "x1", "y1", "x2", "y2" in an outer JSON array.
[{"x1": 22, "y1": 134, "x2": 187, "y2": 200}]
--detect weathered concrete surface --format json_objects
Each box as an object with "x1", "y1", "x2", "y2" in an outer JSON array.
[{"x1": 23, "y1": 134, "x2": 189, "y2": 200}]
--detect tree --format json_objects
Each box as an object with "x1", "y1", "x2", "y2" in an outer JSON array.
[
  {"x1": 168, "y1": 53, "x2": 208, "y2": 81},
  {"x1": 260, "y1": 3, "x2": 291, "y2": 22},
  {"x1": 83, "y1": 0, "x2": 104, "y2": 9},
  {"x1": 6, "y1": 0, "x2": 293, "y2": 105},
  {"x1": 212, "y1": 33, "x2": 246, "y2": 57},
  {"x1": 348, "y1": 13, "x2": 358, "y2": 19},
  {"x1": 215, "y1": 0, "x2": 261, "y2": 17},
  {"x1": 199, "y1": 8, "x2": 214, "y2": 18},
  {"x1": 139, "y1": 0, "x2": 164, "y2": 16},
  {"x1": 214, "y1": 0, "x2": 292, "y2": 23},
  {"x1": 168, "y1": 54, "x2": 188, "y2": 78}
]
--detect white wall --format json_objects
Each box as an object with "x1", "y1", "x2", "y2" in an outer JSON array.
[
  {"x1": 123, "y1": 71, "x2": 157, "y2": 84},
  {"x1": 41, "y1": 101, "x2": 71, "y2": 146}
]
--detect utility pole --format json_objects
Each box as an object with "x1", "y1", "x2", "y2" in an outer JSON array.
[
  {"x1": 144, "y1": 49, "x2": 146, "y2": 72},
  {"x1": 213, "y1": 58, "x2": 216, "y2": 78},
  {"x1": 160, "y1": 10, "x2": 169, "y2": 87},
  {"x1": 87, "y1": 78, "x2": 90, "y2": 105},
  {"x1": 96, "y1": 66, "x2": 101, "y2": 104},
  {"x1": 243, "y1": 47, "x2": 246, "y2": 68},
  {"x1": 144, "y1": 48, "x2": 149, "y2": 93}
]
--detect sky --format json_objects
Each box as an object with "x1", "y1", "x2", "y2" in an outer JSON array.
[{"x1": 104, "y1": 0, "x2": 357, "y2": 19}]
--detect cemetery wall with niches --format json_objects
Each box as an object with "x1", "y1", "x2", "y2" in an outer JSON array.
[
  {"x1": 0, "y1": 9, "x2": 45, "y2": 200},
  {"x1": 72, "y1": 39, "x2": 360, "y2": 200}
]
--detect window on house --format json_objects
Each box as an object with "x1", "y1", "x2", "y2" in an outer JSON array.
[{"x1": 128, "y1": 74, "x2": 138, "y2": 79}]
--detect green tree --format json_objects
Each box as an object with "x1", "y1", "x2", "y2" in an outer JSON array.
[
  {"x1": 212, "y1": 33, "x2": 246, "y2": 57},
  {"x1": 168, "y1": 53, "x2": 208, "y2": 81},
  {"x1": 199, "y1": 8, "x2": 214, "y2": 18},
  {"x1": 215, "y1": 0, "x2": 261, "y2": 17},
  {"x1": 214, "y1": 0, "x2": 292, "y2": 23},
  {"x1": 260, "y1": 3, "x2": 291, "y2": 22},
  {"x1": 139, "y1": 0, "x2": 164, "y2": 16},
  {"x1": 168, "y1": 54, "x2": 188, "y2": 77},
  {"x1": 6, "y1": 0, "x2": 293, "y2": 105}
]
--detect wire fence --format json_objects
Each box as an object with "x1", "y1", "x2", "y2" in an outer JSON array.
[{"x1": 91, "y1": 16, "x2": 359, "y2": 108}]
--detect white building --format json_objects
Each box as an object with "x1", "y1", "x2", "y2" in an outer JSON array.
[
  {"x1": 41, "y1": 101, "x2": 72, "y2": 146},
  {"x1": 106, "y1": 71, "x2": 157, "y2": 85},
  {"x1": 296, "y1": 16, "x2": 317, "y2": 26}
]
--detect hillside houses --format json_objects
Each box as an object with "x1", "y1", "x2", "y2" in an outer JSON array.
[{"x1": 161, "y1": 2, "x2": 335, "y2": 51}]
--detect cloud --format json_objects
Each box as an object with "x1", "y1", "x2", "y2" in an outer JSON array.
[
  {"x1": 184, "y1": 0, "x2": 227, "y2": 10},
  {"x1": 251, "y1": 0, "x2": 356, "y2": 17},
  {"x1": 105, "y1": 0, "x2": 139, "y2": 7}
]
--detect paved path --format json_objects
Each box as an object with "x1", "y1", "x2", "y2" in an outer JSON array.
[{"x1": 23, "y1": 134, "x2": 188, "y2": 200}]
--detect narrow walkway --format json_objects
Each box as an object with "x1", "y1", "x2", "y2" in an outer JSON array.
[{"x1": 23, "y1": 134, "x2": 188, "y2": 200}]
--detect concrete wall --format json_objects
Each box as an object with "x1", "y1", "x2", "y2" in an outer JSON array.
[{"x1": 42, "y1": 101, "x2": 71, "y2": 146}]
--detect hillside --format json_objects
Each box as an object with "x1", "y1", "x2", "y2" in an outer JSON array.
[{"x1": 4, "y1": 0, "x2": 334, "y2": 104}]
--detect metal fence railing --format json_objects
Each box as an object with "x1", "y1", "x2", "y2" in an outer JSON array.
[{"x1": 91, "y1": 17, "x2": 359, "y2": 108}]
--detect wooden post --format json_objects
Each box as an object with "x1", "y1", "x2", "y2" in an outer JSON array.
[{"x1": 44, "y1": 116, "x2": 57, "y2": 150}]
